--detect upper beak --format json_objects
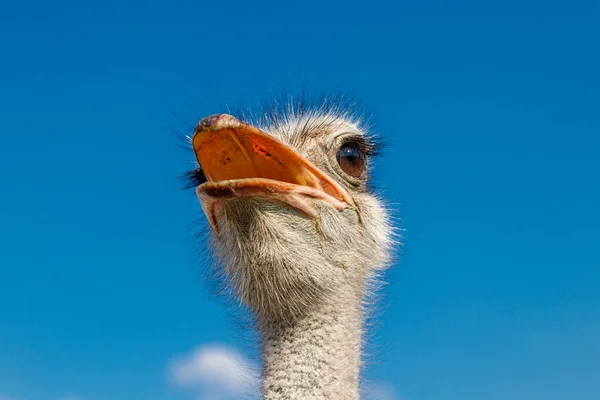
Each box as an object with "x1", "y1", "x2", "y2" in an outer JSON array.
[{"x1": 191, "y1": 114, "x2": 353, "y2": 207}]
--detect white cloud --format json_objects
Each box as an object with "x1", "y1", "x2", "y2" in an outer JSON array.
[
  {"x1": 170, "y1": 343, "x2": 259, "y2": 400},
  {"x1": 363, "y1": 381, "x2": 400, "y2": 400}
]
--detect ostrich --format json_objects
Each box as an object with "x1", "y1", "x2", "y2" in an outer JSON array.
[{"x1": 185, "y1": 95, "x2": 394, "y2": 399}]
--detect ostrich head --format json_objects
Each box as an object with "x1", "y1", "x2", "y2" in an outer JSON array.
[{"x1": 187, "y1": 96, "x2": 392, "y2": 324}]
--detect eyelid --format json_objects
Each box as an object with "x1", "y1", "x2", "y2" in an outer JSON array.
[{"x1": 335, "y1": 133, "x2": 377, "y2": 157}]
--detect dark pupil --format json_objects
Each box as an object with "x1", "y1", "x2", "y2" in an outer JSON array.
[{"x1": 336, "y1": 143, "x2": 365, "y2": 177}]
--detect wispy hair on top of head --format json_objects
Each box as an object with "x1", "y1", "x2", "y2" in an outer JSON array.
[{"x1": 225, "y1": 89, "x2": 372, "y2": 132}]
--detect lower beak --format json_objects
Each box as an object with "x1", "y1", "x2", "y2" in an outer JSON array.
[{"x1": 191, "y1": 114, "x2": 352, "y2": 227}]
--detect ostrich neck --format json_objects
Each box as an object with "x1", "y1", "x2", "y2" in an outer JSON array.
[{"x1": 259, "y1": 287, "x2": 363, "y2": 400}]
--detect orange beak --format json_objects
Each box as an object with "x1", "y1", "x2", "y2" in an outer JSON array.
[{"x1": 191, "y1": 114, "x2": 352, "y2": 231}]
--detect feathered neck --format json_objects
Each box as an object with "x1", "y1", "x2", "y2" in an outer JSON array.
[{"x1": 258, "y1": 281, "x2": 364, "y2": 400}]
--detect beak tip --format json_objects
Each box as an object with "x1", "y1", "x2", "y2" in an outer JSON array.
[{"x1": 195, "y1": 114, "x2": 241, "y2": 133}]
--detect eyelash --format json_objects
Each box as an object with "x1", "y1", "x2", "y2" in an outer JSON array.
[{"x1": 339, "y1": 135, "x2": 381, "y2": 157}]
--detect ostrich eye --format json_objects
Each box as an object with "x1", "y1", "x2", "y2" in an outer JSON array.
[
  {"x1": 336, "y1": 142, "x2": 365, "y2": 178},
  {"x1": 189, "y1": 167, "x2": 207, "y2": 185}
]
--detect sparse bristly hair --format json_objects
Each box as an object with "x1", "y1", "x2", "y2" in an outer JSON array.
[{"x1": 185, "y1": 92, "x2": 395, "y2": 399}]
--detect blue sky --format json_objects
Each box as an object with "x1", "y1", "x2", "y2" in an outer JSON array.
[{"x1": 1, "y1": 1, "x2": 599, "y2": 399}]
